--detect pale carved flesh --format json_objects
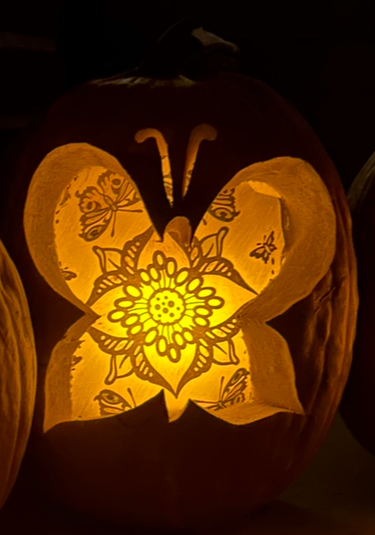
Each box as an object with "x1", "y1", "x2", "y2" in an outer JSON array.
[{"x1": 24, "y1": 125, "x2": 336, "y2": 429}]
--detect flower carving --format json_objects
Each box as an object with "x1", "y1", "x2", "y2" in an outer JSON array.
[
  {"x1": 108, "y1": 253, "x2": 225, "y2": 366},
  {"x1": 87, "y1": 224, "x2": 253, "y2": 399},
  {"x1": 24, "y1": 125, "x2": 336, "y2": 428}
]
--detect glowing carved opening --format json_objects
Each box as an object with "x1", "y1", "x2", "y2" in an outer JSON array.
[
  {"x1": 135, "y1": 128, "x2": 173, "y2": 206},
  {"x1": 182, "y1": 124, "x2": 217, "y2": 197},
  {"x1": 24, "y1": 126, "x2": 336, "y2": 430}
]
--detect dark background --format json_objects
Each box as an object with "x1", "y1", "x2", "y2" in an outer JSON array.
[
  {"x1": 1, "y1": 2, "x2": 375, "y2": 534},
  {"x1": 2, "y1": 0, "x2": 375, "y2": 191}
]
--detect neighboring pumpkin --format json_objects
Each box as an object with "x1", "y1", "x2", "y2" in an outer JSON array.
[
  {"x1": 341, "y1": 152, "x2": 375, "y2": 456},
  {"x1": 0, "y1": 239, "x2": 36, "y2": 509},
  {"x1": 0, "y1": 29, "x2": 357, "y2": 529}
]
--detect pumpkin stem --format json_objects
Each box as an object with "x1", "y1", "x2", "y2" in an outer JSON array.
[{"x1": 136, "y1": 19, "x2": 239, "y2": 79}]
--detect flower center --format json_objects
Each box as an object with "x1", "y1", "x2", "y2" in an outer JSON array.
[{"x1": 148, "y1": 289, "x2": 185, "y2": 325}]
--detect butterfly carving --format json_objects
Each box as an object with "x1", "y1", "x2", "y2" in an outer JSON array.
[
  {"x1": 24, "y1": 125, "x2": 336, "y2": 428},
  {"x1": 193, "y1": 368, "x2": 250, "y2": 411},
  {"x1": 249, "y1": 230, "x2": 277, "y2": 265},
  {"x1": 94, "y1": 388, "x2": 136, "y2": 416},
  {"x1": 76, "y1": 170, "x2": 142, "y2": 241}
]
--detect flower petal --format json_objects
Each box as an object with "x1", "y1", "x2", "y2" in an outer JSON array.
[
  {"x1": 137, "y1": 228, "x2": 189, "y2": 271},
  {"x1": 90, "y1": 285, "x2": 137, "y2": 331},
  {"x1": 144, "y1": 342, "x2": 197, "y2": 395},
  {"x1": 163, "y1": 336, "x2": 249, "y2": 422},
  {"x1": 201, "y1": 274, "x2": 255, "y2": 326}
]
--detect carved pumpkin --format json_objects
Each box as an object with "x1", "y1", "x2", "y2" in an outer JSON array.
[
  {"x1": 25, "y1": 137, "x2": 337, "y2": 429},
  {"x1": 0, "y1": 38, "x2": 357, "y2": 528},
  {"x1": 341, "y1": 153, "x2": 375, "y2": 455},
  {"x1": 0, "y1": 239, "x2": 36, "y2": 509}
]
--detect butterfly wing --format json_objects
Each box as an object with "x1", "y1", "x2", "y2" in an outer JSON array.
[
  {"x1": 25, "y1": 144, "x2": 155, "y2": 307},
  {"x1": 187, "y1": 158, "x2": 335, "y2": 425},
  {"x1": 249, "y1": 244, "x2": 268, "y2": 263},
  {"x1": 76, "y1": 186, "x2": 113, "y2": 241},
  {"x1": 221, "y1": 368, "x2": 249, "y2": 406},
  {"x1": 97, "y1": 171, "x2": 140, "y2": 210},
  {"x1": 195, "y1": 157, "x2": 336, "y2": 322},
  {"x1": 94, "y1": 388, "x2": 133, "y2": 416},
  {"x1": 265, "y1": 230, "x2": 277, "y2": 251},
  {"x1": 192, "y1": 369, "x2": 249, "y2": 412}
]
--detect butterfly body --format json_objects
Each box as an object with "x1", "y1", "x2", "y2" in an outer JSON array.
[{"x1": 250, "y1": 230, "x2": 277, "y2": 264}]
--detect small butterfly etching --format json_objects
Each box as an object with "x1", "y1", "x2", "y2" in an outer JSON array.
[
  {"x1": 94, "y1": 388, "x2": 136, "y2": 416},
  {"x1": 76, "y1": 171, "x2": 142, "y2": 241},
  {"x1": 249, "y1": 230, "x2": 277, "y2": 265},
  {"x1": 193, "y1": 368, "x2": 249, "y2": 411}
]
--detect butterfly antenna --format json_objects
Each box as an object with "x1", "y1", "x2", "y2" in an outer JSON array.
[
  {"x1": 192, "y1": 398, "x2": 215, "y2": 405},
  {"x1": 182, "y1": 124, "x2": 217, "y2": 198},
  {"x1": 127, "y1": 387, "x2": 137, "y2": 408},
  {"x1": 135, "y1": 129, "x2": 174, "y2": 207},
  {"x1": 219, "y1": 375, "x2": 225, "y2": 400},
  {"x1": 111, "y1": 211, "x2": 117, "y2": 237},
  {"x1": 216, "y1": 227, "x2": 229, "y2": 256}
]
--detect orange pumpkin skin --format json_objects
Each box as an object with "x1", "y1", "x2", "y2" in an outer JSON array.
[
  {"x1": 341, "y1": 157, "x2": 375, "y2": 456},
  {"x1": 0, "y1": 239, "x2": 36, "y2": 509},
  {"x1": 1, "y1": 72, "x2": 357, "y2": 529}
]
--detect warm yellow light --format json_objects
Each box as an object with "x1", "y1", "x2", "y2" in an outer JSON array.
[
  {"x1": 135, "y1": 128, "x2": 173, "y2": 206},
  {"x1": 24, "y1": 125, "x2": 336, "y2": 430}
]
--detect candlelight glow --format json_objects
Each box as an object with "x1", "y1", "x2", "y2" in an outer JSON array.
[{"x1": 24, "y1": 124, "x2": 336, "y2": 430}]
